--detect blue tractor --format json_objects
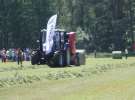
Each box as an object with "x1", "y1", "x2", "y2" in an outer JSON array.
[{"x1": 31, "y1": 29, "x2": 85, "y2": 67}]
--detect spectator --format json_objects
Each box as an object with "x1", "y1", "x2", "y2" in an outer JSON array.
[
  {"x1": 12, "y1": 49, "x2": 16, "y2": 61},
  {"x1": 8, "y1": 49, "x2": 12, "y2": 61},
  {"x1": 94, "y1": 49, "x2": 97, "y2": 58},
  {"x1": 17, "y1": 48, "x2": 23, "y2": 67},
  {"x1": 125, "y1": 48, "x2": 128, "y2": 59},
  {"x1": 1, "y1": 48, "x2": 6, "y2": 63}
]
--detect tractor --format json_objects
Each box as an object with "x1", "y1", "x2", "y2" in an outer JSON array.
[{"x1": 31, "y1": 29, "x2": 85, "y2": 67}]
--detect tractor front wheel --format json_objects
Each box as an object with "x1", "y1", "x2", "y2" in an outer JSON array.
[{"x1": 31, "y1": 51, "x2": 40, "y2": 65}]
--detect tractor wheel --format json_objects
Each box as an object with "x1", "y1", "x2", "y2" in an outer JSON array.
[
  {"x1": 31, "y1": 53, "x2": 39, "y2": 65},
  {"x1": 75, "y1": 53, "x2": 80, "y2": 66},
  {"x1": 47, "y1": 59, "x2": 55, "y2": 67},
  {"x1": 66, "y1": 48, "x2": 70, "y2": 66}
]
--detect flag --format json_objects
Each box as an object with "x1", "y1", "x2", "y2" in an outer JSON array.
[{"x1": 45, "y1": 14, "x2": 57, "y2": 54}]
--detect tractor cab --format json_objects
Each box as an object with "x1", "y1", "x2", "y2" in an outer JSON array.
[{"x1": 40, "y1": 29, "x2": 67, "y2": 53}]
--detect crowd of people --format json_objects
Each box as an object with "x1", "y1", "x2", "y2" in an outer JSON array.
[{"x1": 0, "y1": 48, "x2": 31, "y2": 65}]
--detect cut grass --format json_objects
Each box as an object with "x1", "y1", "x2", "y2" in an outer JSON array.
[
  {"x1": 0, "y1": 57, "x2": 135, "y2": 100},
  {"x1": 0, "y1": 66, "x2": 135, "y2": 100},
  {"x1": 0, "y1": 58, "x2": 134, "y2": 87}
]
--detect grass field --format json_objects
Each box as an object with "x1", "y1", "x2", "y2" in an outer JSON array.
[{"x1": 0, "y1": 57, "x2": 135, "y2": 100}]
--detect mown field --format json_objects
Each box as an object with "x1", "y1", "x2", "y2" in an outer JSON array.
[{"x1": 0, "y1": 57, "x2": 135, "y2": 100}]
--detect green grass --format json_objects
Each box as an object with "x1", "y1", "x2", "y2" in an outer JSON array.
[
  {"x1": 0, "y1": 57, "x2": 135, "y2": 100},
  {"x1": 0, "y1": 57, "x2": 133, "y2": 83}
]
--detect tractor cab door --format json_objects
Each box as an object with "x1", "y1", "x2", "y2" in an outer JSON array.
[
  {"x1": 53, "y1": 31, "x2": 60, "y2": 51},
  {"x1": 53, "y1": 30, "x2": 66, "y2": 51}
]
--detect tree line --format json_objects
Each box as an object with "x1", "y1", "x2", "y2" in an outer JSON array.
[{"x1": 0, "y1": 0, "x2": 135, "y2": 52}]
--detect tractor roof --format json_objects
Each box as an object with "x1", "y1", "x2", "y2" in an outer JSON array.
[
  {"x1": 55, "y1": 29, "x2": 66, "y2": 32},
  {"x1": 41, "y1": 29, "x2": 66, "y2": 32}
]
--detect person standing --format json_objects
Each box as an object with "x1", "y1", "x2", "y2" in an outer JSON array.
[
  {"x1": 125, "y1": 48, "x2": 128, "y2": 59},
  {"x1": 17, "y1": 48, "x2": 23, "y2": 67},
  {"x1": 94, "y1": 49, "x2": 97, "y2": 58},
  {"x1": 1, "y1": 48, "x2": 6, "y2": 63}
]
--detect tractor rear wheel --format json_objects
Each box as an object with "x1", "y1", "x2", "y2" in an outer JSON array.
[{"x1": 31, "y1": 52, "x2": 40, "y2": 65}]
